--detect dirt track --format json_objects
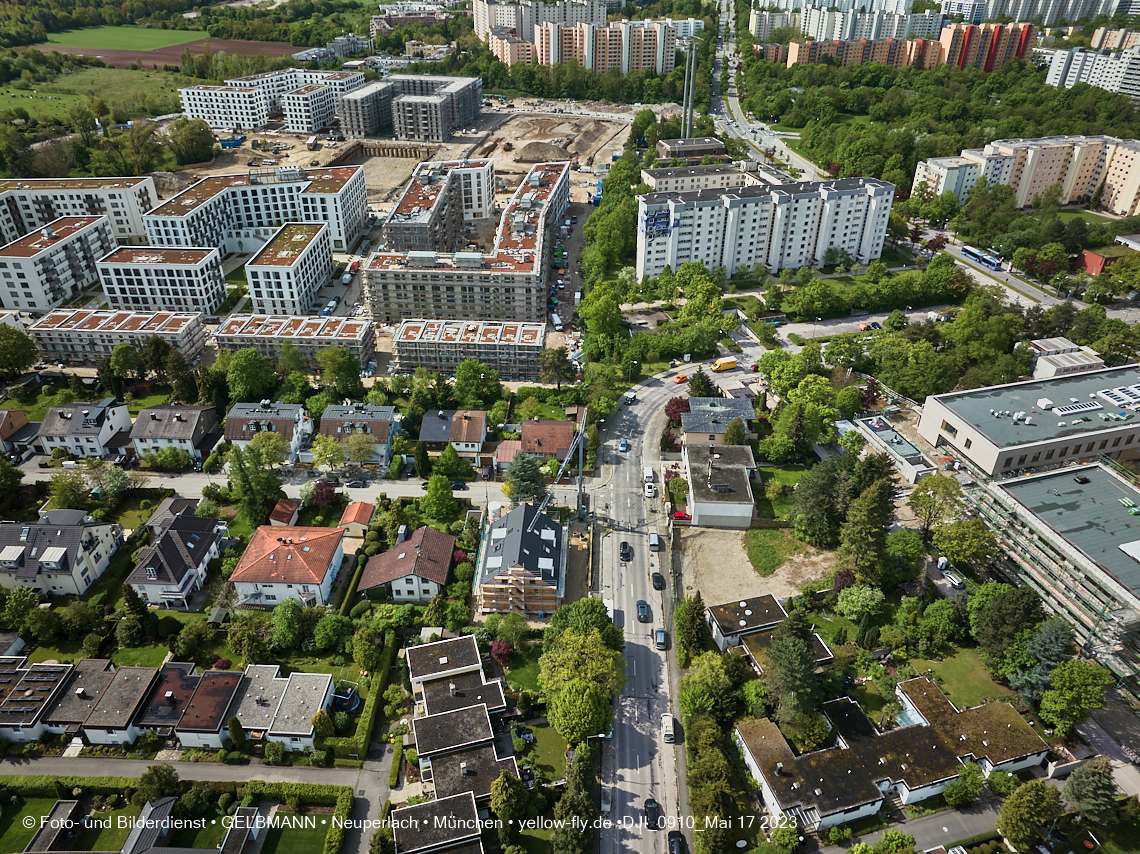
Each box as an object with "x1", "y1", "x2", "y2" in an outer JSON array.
[{"x1": 32, "y1": 38, "x2": 298, "y2": 67}]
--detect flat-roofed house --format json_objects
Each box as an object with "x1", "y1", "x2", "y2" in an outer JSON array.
[
  {"x1": 267, "y1": 671, "x2": 334, "y2": 751},
  {"x1": 174, "y1": 670, "x2": 243, "y2": 749},
  {"x1": 42, "y1": 658, "x2": 115, "y2": 738},
  {"x1": 392, "y1": 792, "x2": 481, "y2": 854},
  {"x1": 683, "y1": 444, "x2": 757, "y2": 528},
  {"x1": 413, "y1": 704, "x2": 517, "y2": 803},
  {"x1": 706, "y1": 594, "x2": 787, "y2": 651},
  {"x1": 83, "y1": 666, "x2": 160, "y2": 745},
  {"x1": 133, "y1": 662, "x2": 200, "y2": 737},
  {"x1": 0, "y1": 658, "x2": 73, "y2": 742},
  {"x1": 408, "y1": 635, "x2": 482, "y2": 691}
]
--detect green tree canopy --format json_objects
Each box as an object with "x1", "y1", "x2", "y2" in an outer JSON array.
[
  {"x1": 548, "y1": 678, "x2": 611, "y2": 744},
  {"x1": 505, "y1": 452, "x2": 547, "y2": 505},
  {"x1": 539, "y1": 628, "x2": 625, "y2": 699},
  {"x1": 0, "y1": 325, "x2": 38, "y2": 378}
]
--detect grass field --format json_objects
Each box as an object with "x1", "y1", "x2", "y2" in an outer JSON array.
[
  {"x1": 504, "y1": 644, "x2": 542, "y2": 692},
  {"x1": 259, "y1": 813, "x2": 328, "y2": 854},
  {"x1": 45, "y1": 27, "x2": 206, "y2": 50},
  {"x1": 911, "y1": 648, "x2": 1018, "y2": 709},
  {"x1": 1055, "y1": 209, "x2": 1115, "y2": 224},
  {"x1": 0, "y1": 799, "x2": 59, "y2": 853},
  {"x1": 72, "y1": 805, "x2": 141, "y2": 852},
  {"x1": 168, "y1": 817, "x2": 229, "y2": 850},
  {"x1": 743, "y1": 527, "x2": 803, "y2": 576},
  {"x1": 0, "y1": 88, "x2": 88, "y2": 120},
  {"x1": 112, "y1": 643, "x2": 171, "y2": 668},
  {"x1": 38, "y1": 67, "x2": 193, "y2": 113},
  {"x1": 755, "y1": 465, "x2": 806, "y2": 519}
]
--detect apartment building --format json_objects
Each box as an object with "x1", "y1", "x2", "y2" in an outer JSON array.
[
  {"x1": 911, "y1": 135, "x2": 1140, "y2": 214},
  {"x1": 214, "y1": 314, "x2": 375, "y2": 370},
  {"x1": 916, "y1": 365, "x2": 1140, "y2": 477},
  {"x1": 319, "y1": 403, "x2": 396, "y2": 466},
  {"x1": 1092, "y1": 26, "x2": 1140, "y2": 49},
  {"x1": 636, "y1": 177, "x2": 894, "y2": 280},
  {"x1": 474, "y1": 503, "x2": 567, "y2": 616},
  {"x1": 282, "y1": 84, "x2": 337, "y2": 134},
  {"x1": 642, "y1": 164, "x2": 760, "y2": 192},
  {"x1": 473, "y1": 0, "x2": 607, "y2": 42},
  {"x1": 28, "y1": 309, "x2": 205, "y2": 364},
  {"x1": 364, "y1": 161, "x2": 570, "y2": 324},
  {"x1": 939, "y1": 22, "x2": 1034, "y2": 70},
  {"x1": 655, "y1": 137, "x2": 726, "y2": 160},
  {"x1": 664, "y1": 16, "x2": 704, "y2": 37},
  {"x1": 749, "y1": 8, "x2": 796, "y2": 40},
  {"x1": 0, "y1": 217, "x2": 116, "y2": 312},
  {"x1": 796, "y1": 6, "x2": 943, "y2": 41},
  {"x1": 143, "y1": 165, "x2": 367, "y2": 253},
  {"x1": 224, "y1": 401, "x2": 313, "y2": 460},
  {"x1": 529, "y1": 18, "x2": 676, "y2": 72},
  {"x1": 37, "y1": 398, "x2": 132, "y2": 460},
  {"x1": 1047, "y1": 45, "x2": 1140, "y2": 103},
  {"x1": 245, "y1": 223, "x2": 333, "y2": 315},
  {"x1": 490, "y1": 28, "x2": 536, "y2": 65},
  {"x1": 130, "y1": 405, "x2": 221, "y2": 462},
  {"x1": 177, "y1": 85, "x2": 269, "y2": 131},
  {"x1": 964, "y1": 463, "x2": 1140, "y2": 698},
  {"x1": 0, "y1": 510, "x2": 123, "y2": 596},
  {"x1": 786, "y1": 35, "x2": 942, "y2": 69},
  {"x1": 182, "y1": 69, "x2": 365, "y2": 131},
  {"x1": 385, "y1": 159, "x2": 495, "y2": 254},
  {"x1": 337, "y1": 81, "x2": 394, "y2": 137},
  {"x1": 940, "y1": 0, "x2": 986, "y2": 21},
  {"x1": 390, "y1": 75, "x2": 482, "y2": 143},
  {"x1": 0, "y1": 177, "x2": 157, "y2": 245},
  {"x1": 97, "y1": 246, "x2": 225, "y2": 314},
  {"x1": 393, "y1": 319, "x2": 546, "y2": 380}
]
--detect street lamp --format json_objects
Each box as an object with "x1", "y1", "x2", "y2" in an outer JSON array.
[
  {"x1": 627, "y1": 360, "x2": 638, "y2": 383},
  {"x1": 813, "y1": 316, "x2": 821, "y2": 338}
]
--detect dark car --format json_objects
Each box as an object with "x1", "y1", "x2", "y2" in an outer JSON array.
[
  {"x1": 637, "y1": 600, "x2": 650, "y2": 622},
  {"x1": 870, "y1": 321, "x2": 883, "y2": 330},
  {"x1": 652, "y1": 572, "x2": 666, "y2": 590},
  {"x1": 322, "y1": 478, "x2": 341, "y2": 487},
  {"x1": 645, "y1": 798, "x2": 662, "y2": 830},
  {"x1": 669, "y1": 831, "x2": 686, "y2": 854},
  {"x1": 346, "y1": 479, "x2": 368, "y2": 488},
  {"x1": 420, "y1": 481, "x2": 431, "y2": 490},
  {"x1": 449, "y1": 481, "x2": 467, "y2": 490},
  {"x1": 655, "y1": 628, "x2": 667, "y2": 650},
  {"x1": 619, "y1": 541, "x2": 632, "y2": 562}
]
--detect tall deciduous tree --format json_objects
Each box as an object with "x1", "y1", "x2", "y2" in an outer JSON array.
[
  {"x1": 907, "y1": 473, "x2": 962, "y2": 535},
  {"x1": 420, "y1": 475, "x2": 458, "y2": 523},
  {"x1": 317, "y1": 346, "x2": 363, "y2": 397},
  {"x1": 345, "y1": 431, "x2": 377, "y2": 465},
  {"x1": 226, "y1": 348, "x2": 276, "y2": 403},
  {"x1": 454, "y1": 359, "x2": 502, "y2": 408},
  {"x1": 973, "y1": 586, "x2": 1044, "y2": 661},
  {"x1": 932, "y1": 519, "x2": 997, "y2": 565},
  {"x1": 544, "y1": 597, "x2": 623, "y2": 653},
  {"x1": 0, "y1": 325, "x2": 38, "y2": 378},
  {"x1": 167, "y1": 117, "x2": 215, "y2": 165},
  {"x1": 1039, "y1": 658, "x2": 1114, "y2": 737},
  {"x1": 311, "y1": 434, "x2": 347, "y2": 471},
  {"x1": 548, "y1": 678, "x2": 610, "y2": 743},
  {"x1": 271, "y1": 599, "x2": 305, "y2": 650},
  {"x1": 539, "y1": 628, "x2": 625, "y2": 699},
  {"x1": 248, "y1": 431, "x2": 289, "y2": 466},
  {"x1": 998, "y1": 779, "x2": 1061, "y2": 852}
]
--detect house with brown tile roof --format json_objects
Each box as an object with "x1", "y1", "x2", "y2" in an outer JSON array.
[
  {"x1": 357, "y1": 525, "x2": 455, "y2": 603},
  {"x1": 494, "y1": 440, "x2": 521, "y2": 472},
  {"x1": 339, "y1": 501, "x2": 375, "y2": 537},
  {"x1": 520, "y1": 419, "x2": 575, "y2": 462},
  {"x1": 269, "y1": 498, "x2": 301, "y2": 526},
  {"x1": 419, "y1": 409, "x2": 487, "y2": 454},
  {"x1": 230, "y1": 526, "x2": 345, "y2": 608}
]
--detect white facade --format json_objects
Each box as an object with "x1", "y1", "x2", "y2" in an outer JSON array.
[
  {"x1": 388, "y1": 574, "x2": 442, "y2": 602},
  {"x1": 0, "y1": 177, "x2": 157, "y2": 245},
  {"x1": 1047, "y1": 46, "x2": 1140, "y2": 102},
  {"x1": 245, "y1": 222, "x2": 333, "y2": 315},
  {"x1": 181, "y1": 70, "x2": 365, "y2": 130},
  {"x1": 38, "y1": 399, "x2": 132, "y2": 460},
  {"x1": 663, "y1": 17, "x2": 704, "y2": 37},
  {"x1": 0, "y1": 516, "x2": 122, "y2": 596},
  {"x1": 0, "y1": 217, "x2": 116, "y2": 312},
  {"x1": 29, "y1": 310, "x2": 206, "y2": 364},
  {"x1": 636, "y1": 178, "x2": 894, "y2": 279},
  {"x1": 178, "y1": 85, "x2": 270, "y2": 131},
  {"x1": 283, "y1": 84, "x2": 337, "y2": 134},
  {"x1": 97, "y1": 246, "x2": 225, "y2": 314},
  {"x1": 940, "y1": 0, "x2": 986, "y2": 21},
  {"x1": 911, "y1": 156, "x2": 982, "y2": 200},
  {"x1": 231, "y1": 542, "x2": 341, "y2": 608},
  {"x1": 474, "y1": 0, "x2": 607, "y2": 41},
  {"x1": 749, "y1": 9, "x2": 797, "y2": 40}
]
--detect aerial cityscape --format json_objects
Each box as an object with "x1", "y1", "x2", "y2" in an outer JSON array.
[{"x1": 0, "y1": 1, "x2": 1138, "y2": 854}]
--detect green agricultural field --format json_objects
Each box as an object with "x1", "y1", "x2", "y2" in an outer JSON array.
[{"x1": 45, "y1": 27, "x2": 205, "y2": 50}]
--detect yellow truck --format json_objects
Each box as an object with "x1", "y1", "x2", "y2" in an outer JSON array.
[{"x1": 711, "y1": 356, "x2": 737, "y2": 372}]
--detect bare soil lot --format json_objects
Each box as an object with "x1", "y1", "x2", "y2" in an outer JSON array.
[
  {"x1": 677, "y1": 527, "x2": 832, "y2": 603},
  {"x1": 476, "y1": 114, "x2": 630, "y2": 177}
]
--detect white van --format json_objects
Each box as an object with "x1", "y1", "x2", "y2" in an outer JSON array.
[
  {"x1": 649, "y1": 532, "x2": 661, "y2": 552},
  {"x1": 661, "y1": 713, "x2": 675, "y2": 743}
]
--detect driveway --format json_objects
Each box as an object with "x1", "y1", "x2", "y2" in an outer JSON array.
[{"x1": 817, "y1": 800, "x2": 1002, "y2": 854}]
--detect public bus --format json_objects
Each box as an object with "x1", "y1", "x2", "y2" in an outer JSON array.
[{"x1": 962, "y1": 245, "x2": 1003, "y2": 270}]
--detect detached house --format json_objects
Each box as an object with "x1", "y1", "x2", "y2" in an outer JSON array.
[
  {"x1": 224, "y1": 401, "x2": 312, "y2": 461},
  {"x1": 230, "y1": 525, "x2": 345, "y2": 607},
  {"x1": 474, "y1": 503, "x2": 566, "y2": 616},
  {"x1": 357, "y1": 525, "x2": 455, "y2": 602},
  {"x1": 130, "y1": 405, "x2": 221, "y2": 461},
  {"x1": 37, "y1": 398, "x2": 131, "y2": 459},
  {"x1": 127, "y1": 513, "x2": 225, "y2": 609},
  {"x1": 681, "y1": 397, "x2": 757, "y2": 446},
  {"x1": 0, "y1": 510, "x2": 122, "y2": 596},
  {"x1": 0, "y1": 409, "x2": 37, "y2": 458},
  {"x1": 319, "y1": 403, "x2": 396, "y2": 466},
  {"x1": 520, "y1": 420, "x2": 574, "y2": 462},
  {"x1": 419, "y1": 409, "x2": 487, "y2": 455}
]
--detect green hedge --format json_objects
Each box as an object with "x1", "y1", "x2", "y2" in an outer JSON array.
[
  {"x1": 389, "y1": 746, "x2": 403, "y2": 787},
  {"x1": 324, "y1": 629, "x2": 395, "y2": 760},
  {"x1": 246, "y1": 781, "x2": 353, "y2": 854},
  {"x1": 0, "y1": 775, "x2": 141, "y2": 798},
  {"x1": 339, "y1": 548, "x2": 369, "y2": 615}
]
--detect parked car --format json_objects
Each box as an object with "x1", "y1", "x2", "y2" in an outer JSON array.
[
  {"x1": 870, "y1": 321, "x2": 883, "y2": 330},
  {"x1": 655, "y1": 628, "x2": 667, "y2": 650},
  {"x1": 321, "y1": 478, "x2": 341, "y2": 487},
  {"x1": 652, "y1": 572, "x2": 665, "y2": 590},
  {"x1": 645, "y1": 482, "x2": 656, "y2": 498},
  {"x1": 449, "y1": 481, "x2": 467, "y2": 490},
  {"x1": 668, "y1": 831, "x2": 686, "y2": 854},
  {"x1": 644, "y1": 798, "x2": 662, "y2": 830},
  {"x1": 944, "y1": 570, "x2": 964, "y2": 588},
  {"x1": 346, "y1": 479, "x2": 368, "y2": 488},
  {"x1": 619, "y1": 541, "x2": 632, "y2": 562},
  {"x1": 750, "y1": 363, "x2": 759, "y2": 372},
  {"x1": 673, "y1": 511, "x2": 691, "y2": 520}
]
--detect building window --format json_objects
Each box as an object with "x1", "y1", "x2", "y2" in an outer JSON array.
[
  {"x1": 1113, "y1": 437, "x2": 1122, "y2": 447},
  {"x1": 1017, "y1": 455, "x2": 1026, "y2": 466},
  {"x1": 964, "y1": 438, "x2": 972, "y2": 450},
  {"x1": 940, "y1": 420, "x2": 958, "y2": 438}
]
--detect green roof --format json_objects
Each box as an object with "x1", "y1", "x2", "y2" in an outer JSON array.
[{"x1": 1087, "y1": 245, "x2": 1135, "y2": 258}]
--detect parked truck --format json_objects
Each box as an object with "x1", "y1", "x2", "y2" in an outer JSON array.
[
  {"x1": 551, "y1": 313, "x2": 563, "y2": 332},
  {"x1": 643, "y1": 467, "x2": 655, "y2": 483},
  {"x1": 219, "y1": 135, "x2": 246, "y2": 149},
  {"x1": 307, "y1": 135, "x2": 318, "y2": 150},
  {"x1": 711, "y1": 356, "x2": 738, "y2": 371}
]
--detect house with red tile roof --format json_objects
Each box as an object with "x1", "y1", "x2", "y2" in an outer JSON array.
[
  {"x1": 520, "y1": 419, "x2": 575, "y2": 462},
  {"x1": 339, "y1": 501, "x2": 375, "y2": 537},
  {"x1": 494, "y1": 440, "x2": 522, "y2": 473},
  {"x1": 357, "y1": 525, "x2": 455, "y2": 603},
  {"x1": 269, "y1": 499, "x2": 300, "y2": 527},
  {"x1": 230, "y1": 526, "x2": 345, "y2": 608}
]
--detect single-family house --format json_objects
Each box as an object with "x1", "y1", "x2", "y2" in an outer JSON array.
[
  {"x1": 681, "y1": 397, "x2": 756, "y2": 446},
  {"x1": 494, "y1": 440, "x2": 521, "y2": 473},
  {"x1": 132, "y1": 662, "x2": 200, "y2": 736},
  {"x1": 230, "y1": 526, "x2": 345, "y2": 607},
  {"x1": 392, "y1": 792, "x2": 482, "y2": 854},
  {"x1": 339, "y1": 501, "x2": 376, "y2": 537},
  {"x1": 37, "y1": 398, "x2": 132, "y2": 459},
  {"x1": 0, "y1": 658, "x2": 73, "y2": 742},
  {"x1": 42, "y1": 658, "x2": 115, "y2": 737},
  {"x1": 269, "y1": 498, "x2": 301, "y2": 527},
  {"x1": 413, "y1": 704, "x2": 518, "y2": 803},
  {"x1": 735, "y1": 677, "x2": 1048, "y2": 831},
  {"x1": 474, "y1": 503, "x2": 565, "y2": 616},
  {"x1": 409, "y1": 636, "x2": 508, "y2": 718},
  {"x1": 267, "y1": 671, "x2": 334, "y2": 751},
  {"x1": 127, "y1": 513, "x2": 224, "y2": 609},
  {"x1": 174, "y1": 670, "x2": 243, "y2": 749},
  {"x1": 82, "y1": 666, "x2": 160, "y2": 745},
  {"x1": 520, "y1": 419, "x2": 574, "y2": 462},
  {"x1": 130, "y1": 405, "x2": 221, "y2": 461},
  {"x1": 408, "y1": 636, "x2": 483, "y2": 692},
  {"x1": 683, "y1": 444, "x2": 756, "y2": 528},
  {"x1": 357, "y1": 525, "x2": 454, "y2": 602},
  {"x1": 0, "y1": 409, "x2": 37, "y2": 457},
  {"x1": 225, "y1": 664, "x2": 287, "y2": 745},
  {"x1": 224, "y1": 401, "x2": 312, "y2": 461},
  {"x1": 319, "y1": 403, "x2": 396, "y2": 466},
  {"x1": 144, "y1": 497, "x2": 199, "y2": 536},
  {"x1": 706, "y1": 595, "x2": 787, "y2": 651},
  {"x1": 0, "y1": 509, "x2": 123, "y2": 596},
  {"x1": 419, "y1": 409, "x2": 488, "y2": 455}
]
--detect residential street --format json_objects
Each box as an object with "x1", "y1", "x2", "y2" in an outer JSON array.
[{"x1": 817, "y1": 800, "x2": 1003, "y2": 854}]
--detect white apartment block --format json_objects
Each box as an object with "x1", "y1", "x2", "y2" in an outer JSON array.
[
  {"x1": 1047, "y1": 46, "x2": 1140, "y2": 103},
  {"x1": 393, "y1": 318, "x2": 546, "y2": 380},
  {"x1": 749, "y1": 9, "x2": 797, "y2": 40},
  {"x1": 940, "y1": 0, "x2": 986, "y2": 22},
  {"x1": 0, "y1": 217, "x2": 115, "y2": 312},
  {"x1": 798, "y1": 6, "x2": 942, "y2": 42},
  {"x1": 474, "y1": 0, "x2": 607, "y2": 41},
  {"x1": 663, "y1": 17, "x2": 704, "y2": 37},
  {"x1": 911, "y1": 135, "x2": 1140, "y2": 215},
  {"x1": 0, "y1": 177, "x2": 157, "y2": 245},
  {"x1": 759, "y1": 0, "x2": 910, "y2": 14},
  {"x1": 97, "y1": 247, "x2": 225, "y2": 314},
  {"x1": 143, "y1": 166, "x2": 367, "y2": 253},
  {"x1": 641, "y1": 163, "x2": 769, "y2": 193},
  {"x1": 28, "y1": 309, "x2": 206, "y2": 364},
  {"x1": 245, "y1": 222, "x2": 333, "y2": 315},
  {"x1": 37, "y1": 398, "x2": 133, "y2": 461},
  {"x1": 365, "y1": 162, "x2": 570, "y2": 324},
  {"x1": 224, "y1": 69, "x2": 364, "y2": 113},
  {"x1": 282, "y1": 84, "x2": 337, "y2": 134},
  {"x1": 636, "y1": 178, "x2": 894, "y2": 280},
  {"x1": 177, "y1": 85, "x2": 269, "y2": 131},
  {"x1": 215, "y1": 314, "x2": 375, "y2": 370}
]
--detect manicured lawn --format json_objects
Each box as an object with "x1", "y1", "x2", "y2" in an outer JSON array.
[
  {"x1": 851, "y1": 681, "x2": 886, "y2": 717},
  {"x1": 72, "y1": 804, "x2": 140, "y2": 851},
  {"x1": 45, "y1": 26, "x2": 206, "y2": 49},
  {"x1": 126, "y1": 390, "x2": 172, "y2": 415},
  {"x1": 755, "y1": 465, "x2": 806, "y2": 519},
  {"x1": 259, "y1": 813, "x2": 328, "y2": 854},
  {"x1": 910, "y1": 648, "x2": 1017, "y2": 709},
  {"x1": 1055, "y1": 209, "x2": 1114, "y2": 224},
  {"x1": 168, "y1": 815, "x2": 229, "y2": 849},
  {"x1": 743, "y1": 528, "x2": 803, "y2": 576},
  {"x1": 514, "y1": 401, "x2": 566, "y2": 421},
  {"x1": 523, "y1": 723, "x2": 566, "y2": 781},
  {"x1": 519, "y1": 811, "x2": 554, "y2": 854},
  {"x1": 281, "y1": 653, "x2": 363, "y2": 684},
  {"x1": 504, "y1": 644, "x2": 541, "y2": 692},
  {"x1": 27, "y1": 638, "x2": 83, "y2": 663},
  {"x1": 107, "y1": 490, "x2": 173, "y2": 530},
  {"x1": 297, "y1": 501, "x2": 347, "y2": 527},
  {"x1": 82, "y1": 546, "x2": 139, "y2": 610},
  {"x1": 112, "y1": 643, "x2": 170, "y2": 668},
  {"x1": 0, "y1": 385, "x2": 74, "y2": 422},
  {"x1": 0, "y1": 798, "x2": 60, "y2": 853},
  {"x1": 879, "y1": 245, "x2": 917, "y2": 267},
  {"x1": 723, "y1": 294, "x2": 766, "y2": 315}
]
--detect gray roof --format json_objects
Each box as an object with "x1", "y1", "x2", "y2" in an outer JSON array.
[
  {"x1": 931, "y1": 364, "x2": 1140, "y2": 449},
  {"x1": 0, "y1": 513, "x2": 116, "y2": 584},
  {"x1": 130, "y1": 405, "x2": 217, "y2": 442},
  {"x1": 707, "y1": 595, "x2": 787, "y2": 637},
  {"x1": 686, "y1": 444, "x2": 756, "y2": 504},
  {"x1": 413, "y1": 704, "x2": 494, "y2": 758},
  {"x1": 422, "y1": 670, "x2": 506, "y2": 716},
  {"x1": 228, "y1": 664, "x2": 287, "y2": 733},
  {"x1": 682, "y1": 410, "x2": 749, "y2": 435},
  {"x1": 407, "y1": 635, "x2": 481, "y2": 682},
  {"x1": 392, "y1": 792, "x2": 480, "y2": 854},
  {"x1": 84, "y1": 667, "x2": 159, "y2": 729},
  {"x1": 689, "y1": 397, "x2": 756, "y2": 418},
  {"x1": 642, "y1": 176, "x2": 893, "y2": 206},
  {"x1": 127, "y1": 514, "x2": 222, "y2": 588},
  {"x1": 999, "y1": 464, "x2": 1140, "y2": 599},
  {"x1": 43, "y1": 658, "x2": 115, "y2": 725},
  {"x1": 122, "y1": 797, "x2": 176, "y2": 854},
  {"x1": 478, "y1": 503, "x2": 565, "y2": 591},
  {"x1": 146, "y1": 497, "x2": 199, "y2": 533},
  {"x1": 321, "y1": 403, "x2": 395, "y2": 424},
  {"x1": 0, "y1": 662, "x2": 71, "y2": 727},
  {"x1": 658, "y1": 137, "x2": 725, "y2": 150},
  {"x1": 430, "y1": 743, "x2": 518, "y2": 801},
  {"x1": 38, "y1": 398, "x2": 122, "y2": 438},
  {"x1": 269, "y1": 672, "x2": 332, "y2": 737},
  {"x1": 644, "y1": 163, "x2": 747, "y2": 179},
  {"x1": 24, "y1": 801, "x2": 83, "y2": 853}
]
